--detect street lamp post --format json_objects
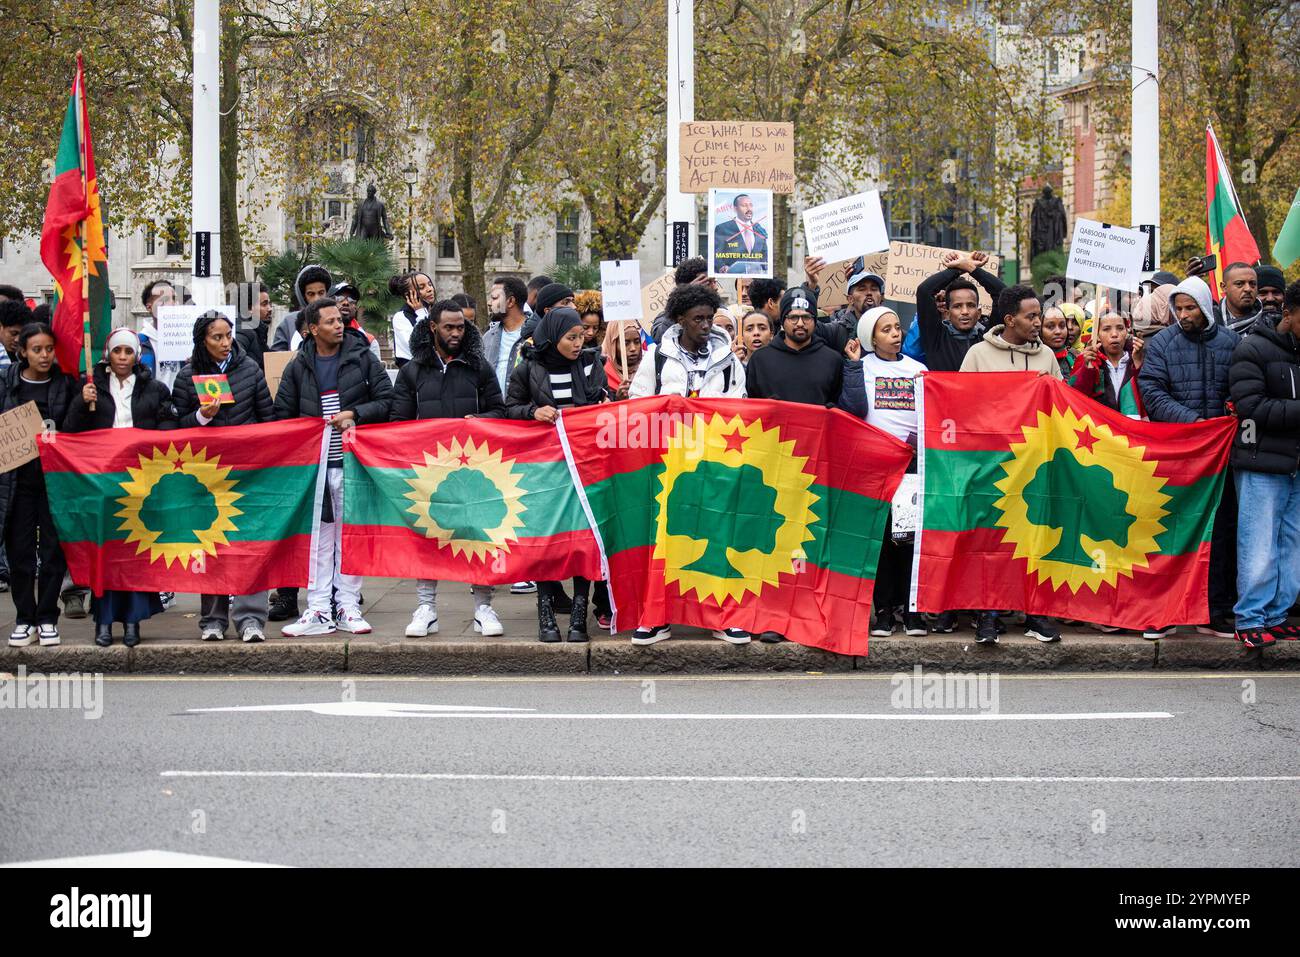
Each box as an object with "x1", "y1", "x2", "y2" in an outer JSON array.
[{"x1": 404, "y1": 164, "x2": 418, "y2": 272}]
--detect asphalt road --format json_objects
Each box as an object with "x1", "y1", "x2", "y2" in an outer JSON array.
[{"x1": 1, "y1": 674, "x2": 1296, "y2": 867}]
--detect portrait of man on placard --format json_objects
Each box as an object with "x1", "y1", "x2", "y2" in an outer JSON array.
[{"x1": 708, "y1": 189, "x2": 772, "y2": 278}]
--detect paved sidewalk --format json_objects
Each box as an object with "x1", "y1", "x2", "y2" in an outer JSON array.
[{"x1": 3, "y1": 579, "x2": 1296, "y2": 674}]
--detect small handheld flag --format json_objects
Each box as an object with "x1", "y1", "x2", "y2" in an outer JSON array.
[{"x1": 194, "y1": 374, "x2": 234, "y2": 404}]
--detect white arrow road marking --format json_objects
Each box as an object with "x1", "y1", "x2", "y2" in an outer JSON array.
[
  {"x1": 158, "y1": 771, "x2": 1300, "y2": 785},
  {"x1": 2, "y1": 849, "x2": 287, "y2": 868},
  {"x1": 187, "y1": 702, "x2": 1175, "y2": 721}
]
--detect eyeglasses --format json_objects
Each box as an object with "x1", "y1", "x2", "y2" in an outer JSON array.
[{"x1": 785, "y1": 314, "x2": 814, "y2": 325}]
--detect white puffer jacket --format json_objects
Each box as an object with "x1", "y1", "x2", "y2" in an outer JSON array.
[{"x1": 629, "y1": 324, "x2": 746, "y2": 398}]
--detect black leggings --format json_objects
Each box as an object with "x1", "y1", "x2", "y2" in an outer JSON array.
[
  {"x1": 540, "y1": 578, "x2": 590, "y2": 603},
  {"x1": 5, "y1": 479, "x2": 66, "y2": 625},
  {"x1": 874, "y1": 536, "x2": 914, "y2": 614}
]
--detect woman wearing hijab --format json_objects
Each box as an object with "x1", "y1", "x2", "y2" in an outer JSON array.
[
  {"x1": 505, "y1": 307, "x2": 607, "y2": 642},
  {"x1": 172, "y1": 310, "x2": 276, "y2": 643},
  {"x1": 65, "y1": 328, "x2": 178, "y2": 646},
  {"x1": 600, "y1": 319, "x2": 644, "y2": 399}
]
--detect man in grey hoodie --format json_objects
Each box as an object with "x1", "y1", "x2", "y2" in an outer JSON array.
[{"x1": 271, "y1": 264, "x2": 333, "y2": 352}]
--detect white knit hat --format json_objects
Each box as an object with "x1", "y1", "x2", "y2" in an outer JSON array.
[{"x1": 856, "y1": 306, "x2": 898, "y2": 354}]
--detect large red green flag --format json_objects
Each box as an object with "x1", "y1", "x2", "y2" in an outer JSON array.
[
  {"x1": 912, "y1": 372, "x2": 1235, "y2": 627},
  {"x1": 1205, "y1": 124, "x2": 1261, "y2": 300},
  {"x1": 341, "y1": 419, "x2": 603, "y2": 583},
  {"x1": 40, "y1": 53, "x2": 111, "y2": 374},
  {"x1": 39, "y1": 420, "x2": 325, "y2": 595},
  {"x1": 559, "y1": 397, "x2": 913, "y2": 655}
]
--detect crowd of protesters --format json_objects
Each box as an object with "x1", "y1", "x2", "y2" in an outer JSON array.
[{"x1": 1, "y1": 251, "x2": 1298, "y2": 653}]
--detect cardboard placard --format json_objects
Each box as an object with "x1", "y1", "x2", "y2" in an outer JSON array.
[
  {"x1": 884, "y1": 242, "x2": 1001, "y2": 312},
  {"x1": 639, "y1": 270, "x2": 676, "y2": 331},
  {"x1": 802, "y1": 191, "x2": 890, "y2": 263},
  {"x1": 1067, "y1": 218, "x2": 1148, "y2": 292},
  {"x1": 680, "y1": 121, "x2": 795, "y2": 194},
  {"x1": 0, "y1": 401, "x2": 45, "y2": 475},
  {"x1": 262, "y1": 350, "x2": 295, "y2": 399},
  {"x1": 707, "y1": 188, "x2": 773, "y2": 279},
  {"x1": 599, "y1": 260, "x2": 643, "y2": 323},
  {"x1": 814, "y1": 252, "x2": 890, "y2": 312}
]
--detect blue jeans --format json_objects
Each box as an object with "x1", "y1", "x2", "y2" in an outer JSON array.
[{"x1": 1234, "y1": 469, "x2": 1300, "y2": 629}]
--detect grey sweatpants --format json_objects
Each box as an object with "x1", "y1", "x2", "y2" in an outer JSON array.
[{"x1": 200, "y1": 592, "x2": 269, "y2": 634}]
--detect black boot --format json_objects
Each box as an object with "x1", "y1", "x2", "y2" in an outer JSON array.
[
  {"x1": 123, "y1": 622, "x2": 140, "y2": 648},
  {"x1": 94, "y1": 623, "x2": 113, "y2": 647},
  {"x1": 551, "y1": 589, "x2": 573, "y2": 615},
  {"x1": 567, "y1": 593, "x2": 589, "y2": 643},
  {"x1": 537, "y1": 593, "x2": 561, "y2": 643}
]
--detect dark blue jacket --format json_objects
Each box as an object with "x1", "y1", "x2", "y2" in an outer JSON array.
[{"x1": 1137, "y1": 320, "x2": 1239, "y2": 423}]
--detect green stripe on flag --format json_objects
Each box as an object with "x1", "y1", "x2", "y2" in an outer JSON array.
[
  {"x1": 344, "y1": 457, "x2": 592, "y2": 536},
  {"x1": 584, "y1": 462, "x2": 890, "y2": 579},
  {"x1": 924, "y1": 447, "x2": 1223, "y2": 554},
  {"x1": 45, "y1": 465, "x2": 318, "y2": 544}
]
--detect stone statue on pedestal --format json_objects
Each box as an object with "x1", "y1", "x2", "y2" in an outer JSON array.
[
  {"x1": 350, "y1": 183, "x2": 393, "y2": 241},
  {"x1": 1030, "y1": 185, "x2": 1067, "y2": 260}
]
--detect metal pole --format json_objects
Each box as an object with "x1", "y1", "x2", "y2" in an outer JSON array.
[
  {"x1": 1131, "y1": 0, "x2": 1160, "y2": 272},
  {"x1": 191, "y1": 0, "x2": 223, "y2": 307},
  {"x1": 664, "y1": 0, "x2": 695, "y2": 268},
  {"x1": 407, "y1": 183, "x2": 414, "y2": 271}
]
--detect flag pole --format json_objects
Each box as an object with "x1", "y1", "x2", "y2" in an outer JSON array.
[{"x1": 76, "y1": 50, "x2": 94, "y2": 410}]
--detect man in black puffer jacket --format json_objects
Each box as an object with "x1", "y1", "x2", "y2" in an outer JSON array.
[
  {"x1": 391, "y1": 299, "x2": 507, "y2": 640},
  {"x1": 391, "y1": 299, "x2": 505, "y2": 420},
  {"x1": 1226, "y1": 280, "x2": 1300, "y2": 650},
  {"x1": 274, "y1": 297, "x2": 391, "y2": 639}
]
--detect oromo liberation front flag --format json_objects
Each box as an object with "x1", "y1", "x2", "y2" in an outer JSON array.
[
  {"x1": 40, "y1": 53, "x2": 111, "y2": 374},
  {"x1": 341, "y1": 418, "x2": 602, "y2": 584},
  {"x1": 559, "y1": 397, "x2": 913, "y2": 655},
  {"x1": 39, "y1": 420, "x2": 325, "y2": 595},
  {"x1": 912, "y1": 373, "x2": 1235, "y2": 628},
  {"x1": 1205, "y1": 124, "x2": 1261, "y2": 299}
]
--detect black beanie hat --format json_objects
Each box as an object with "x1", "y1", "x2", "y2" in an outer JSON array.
[
  {"x1": 779, "y1": 286, "x2": 818, "y2": 321},
  {"x1": 535, "y1": 283, "x2": 574, "y2": 315},
  {"x1": 1256, "y1": 265, "x2": 1286, "y2": 292}
]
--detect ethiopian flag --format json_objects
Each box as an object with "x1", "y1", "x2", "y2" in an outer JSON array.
[
  {"x1": 341, "y1": 419, "x2": 602, "y2": 584},
  {"x1": 559, "y1": 397, "x2": 913, "y2": 655},
  {"x1": 40, "y1": 53, "x2": 111, "y2": 375},
  {"x1": 39, "y1": 420, "x2": 325, "y2": 595},
  {"x1": 1205, "y1": 124, "x2": 1261, "y2": 300},
  {"x1": 912, "y1": 373, "x2": 1235, "y2": 628}
]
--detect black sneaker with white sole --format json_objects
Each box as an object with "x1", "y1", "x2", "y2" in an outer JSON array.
[
  {"x1": 1197, "y1": 616, "x2": 1236, "y2": 639},
  {"x1": 975, "y1": 613, "x2": 1000, "y2": 644},
  {"x1": 1142, "y1": 625, "x2": 1176, "y2": 641},
  {"x1": 630, "y1": 624, "x2": 671, "y2": 646},
  {"x1": 932, "y1": 611, "x2": 958, "y2": 633},
  {"x1": 712, "y1": 628, "x2": 751, "y2": 644},
  {"x1": 903, "y1": 613, "x2": 929, "y2": 636},
  {"x1": 871, "y1": 609, "x2": 896, "y2": 637},
  {"x1": 1024, "y1": 615, "x2": 1061, "y2": 643}
]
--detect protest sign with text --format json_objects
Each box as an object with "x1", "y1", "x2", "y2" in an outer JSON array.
[
  {"x1": 599, "y1": 260, "x2": 643, "y2": 324},
  {"x1": 1067, "y1": 218, "x2": 1148, "y2": 292},
  {"x1": 802, "y1": 191, "x2": 889, "y2": 263},
  {"x1": 707, "y1": 189, "x2": 773, "y2": 279},
  {"x1": 680, "y1": 122, "x2": 794, "y2": 194},
  {"x1": 885, "y1": 242, "x2": 1001, "y2": 311}
]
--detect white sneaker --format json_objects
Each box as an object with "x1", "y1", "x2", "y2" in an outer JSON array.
[
  {"x1": 200, "y1": 627, "x2": 224, "y2": 642},
  {"x1": 510, "y1": 581, "x2": 537, "y2": 594},
  {"x1": 8, "y1": 625, "x2": 34, "y2": 647},
  {"x1": 405, "y1": 604, "x2": 439, "y2": 637},
  {"x1": 473, "y1": 605, "x2": 504, "y2": 636},
  {"x1": 37, "y1": 624, "x2": 60, "y2": 647},
  {"x1": 712, "y1": 628, "x2": 751, "y2": 644},
  {"x1": 240, "y1": 624, "x2": 265, "y2": 643},
  {"x1": 336, "y1": 607, "x2": 372, "y2": 634},
  {"x1": 281, "y1": 610, "x2": 336, "y2": 637}
]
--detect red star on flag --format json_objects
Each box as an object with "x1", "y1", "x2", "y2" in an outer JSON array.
[
  {"x1": 457, "y1": 452, "x2": 472, "y2": 467},
  {"x1": 1075, "y1": 427, "x2": 1099, "y2": 454},
  {"x1": 721, "y1": 429, "x2": 746, "y2": 454}
]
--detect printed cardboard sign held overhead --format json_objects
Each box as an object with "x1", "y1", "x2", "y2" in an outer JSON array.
[
  {"x1": 884, "y1": 242, "x2": 1001, "y2": 311},
  {"x1": 815, "y1": 252, "x2": 890, "y2": 312},
  {"x1": 680, "y1": 121, "x2": 795, "y2": 194}
]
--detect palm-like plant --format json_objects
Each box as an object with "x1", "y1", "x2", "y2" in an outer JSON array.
[
  {"x1": 316, "y1": 237, "x2": 402, "y2": 333},
  {"x1": 257, "y1": 248, "x2": 310, "y2": 307}
]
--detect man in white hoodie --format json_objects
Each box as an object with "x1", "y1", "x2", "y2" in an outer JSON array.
[
  {"x1": 628, "y1": 282, "x2": 750, "y2": 647},
  {"x1": 630, "y1": 283, "x2": 745, "y2": 400}
]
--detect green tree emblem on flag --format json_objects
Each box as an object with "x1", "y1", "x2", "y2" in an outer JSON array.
[
  {"x1": 404, "y1": 438, "x2": 527, "y2": 561},
  {"x1": 1022, "y1": 449, "x2": 1135, "y2": 567},
  {"x1": 666, "y1": 461, "x2": 784, "y2": 578}
]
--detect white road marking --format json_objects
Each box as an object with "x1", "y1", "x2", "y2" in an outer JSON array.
[
  {"x1": 190, "y1": 701, "x2": 534, "y2": 717},
  {"x1": 2, "y1": 849, "x2": 287, "y2": 868},
  {"x1": 187, "y1": 701, "x2": 1174, "y2": 720},
  {"x1": 159, "y1": 770, "x2": 1300, "y2": 785}
]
